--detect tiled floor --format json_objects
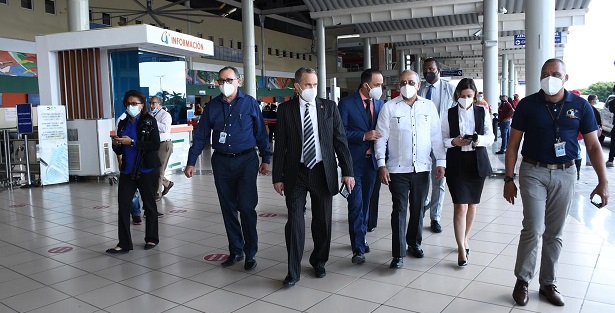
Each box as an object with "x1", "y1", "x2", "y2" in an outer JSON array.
[{"x1": 1, "y1": 145, "x2": 615, "y2": 313}]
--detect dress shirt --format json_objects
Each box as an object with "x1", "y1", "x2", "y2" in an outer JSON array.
[
  {"x1": 299, "y1": 97, "x2": 323, "y2": 164},
  {"x1": 118, "y1": 115, "x2": 154, "y2": 175},
  {"x1": 152, "y1": 109, "x2": 172, "y2": 142},
  {"x1": 375, "y1": 95, "x2": 446, "y2": 173},
  {"x1": 442, "y1": 103, "x2": 495, "y2": 152},
  {"x1": 424, "y1": 79, "x2": 442, "y2": 113},
  {"x1": 187, "y1": 91, "x2": 271, "y2": 165}
]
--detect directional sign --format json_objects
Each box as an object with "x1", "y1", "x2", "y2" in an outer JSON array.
[
  {"x1": 514, "y1": 32, "x2": 561, "y2": 46},
  {"x1": 441, "y1": 69, "x2": 463, "y2": 77}
]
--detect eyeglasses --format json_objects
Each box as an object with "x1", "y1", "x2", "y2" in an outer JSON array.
[
  {"x1": 399, "y1": 80, "x2": 417, "y2": 86},
  {"x1": 127, "y1": 102, "x2": 142, "y2": 106},
  {"x1": 150, "y1": 102, "x2": 160, "y2": 105},
  {"x1": 217, "y1": 78, "x2": 237, "y2": 84}
]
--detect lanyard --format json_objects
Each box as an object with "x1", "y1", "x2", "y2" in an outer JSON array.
[{"x1": 544, "y1": 101, "x2": 565, "y2": 142}]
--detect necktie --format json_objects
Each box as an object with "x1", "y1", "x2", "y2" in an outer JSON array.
[
  {"x1": 364, "y1": 99, "x2": 372, "y2": 128},
  {"x1": 302, "y1": 103, "x2": 317, "y2": 169},
  {"x1": 426, "y1": 85, "x2": 434, "y2": 100}
]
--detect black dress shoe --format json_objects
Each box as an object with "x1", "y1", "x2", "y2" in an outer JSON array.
[
  {"x1": 367, "y1": 226, "x2": 376, "y2": 232},
  {"x1": 283, "y1": 275, "x2": 299, "y2": 287},
  {"x1": 364, "y1": 242, "x2": 370, "y2": 253},
  {"x1": 106, "y1": 247, "x2": 129, "y2": 254},
  {"x1": 351, "y1": 253, "x2": 365, "y2": 264},
  {"x1": 407, "y1": 245, "x2": 424, "y2": 258},
  {"x1": 313, "y1": 265, "x2": 326, "y2": 278},
  {"x1": 389, "y1": 257, "x2": 403, "y2": 269},
  {"x1": 430, "y1": 220, "x2": 442, "y2": 233},
  {"x1": 221, "y1": 254, "x2": 244, "y2": 267},
  {"x1": 244, "y1": 258, "x2": 257, "y2": 270},
  {"x1": 495, "y1": 150, "x2": 505, "y2": 155},
  {"x1": 144, "y1": 243, "x2": 157, "y2": 250},
  {"x1": 161, "y1": 181, "x2": 174, "y2": 196}
]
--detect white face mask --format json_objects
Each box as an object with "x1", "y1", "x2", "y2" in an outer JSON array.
[
  {"x1": 220, "y1": 82, "x2": 235, "y2": 97},
  {"x1": 368, "y1": 85, "x2": 383, "y2": 100},
  {"x1": 300, "y1": 87, "x2": 317, "y2": 103},
  {"x1": 400, "y1": 85, "x2": 416, "y2": 99},
  {"x1": 127, "y1": 105, "x2": 140, "y2": 117},
  {"x1": 458, "y1": 97, "x2": 474, "y2": 108},
  {"x1": 477, "y1": 96, "x2": 483, "y2": 102},
  {"x1": 540, "y1": 76, "x2": 564, "y2": 96}
]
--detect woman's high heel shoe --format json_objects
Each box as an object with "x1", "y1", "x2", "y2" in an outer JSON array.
[
  {"x1": 466, "y1": 248, "x2": 470, "y2": 257},
  {"x1": 458, "y1": 250, "x2": 468, "y2": 267}
]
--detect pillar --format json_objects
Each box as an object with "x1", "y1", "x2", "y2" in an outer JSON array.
[
  {"x1": 525, "y1": 0, "x2": 555, "y2": 94},
  {"x1": 242, "y1": 0, "x2": 257, "y2": 97},
  {"x1": 316, "y1": 18, "x2": 326, "y2": 99},
  {"x1": 483, "y1": 0, "x2": 498, "y2": 115}
]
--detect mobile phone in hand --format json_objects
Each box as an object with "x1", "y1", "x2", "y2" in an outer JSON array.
[
  {"x1": 591, "y1": 195, "x2": 603, "y2": 208},
  {"x1": 339, "y1": 184, "x2": 350, "y2": 198}
]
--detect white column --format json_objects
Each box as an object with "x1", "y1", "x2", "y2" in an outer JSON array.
[
  {"x1": 508, "y1": 60, "x2": 515, "y2": 96},
  {"x1": 483, "y1": 0, "x2": 498, "y2": 115},
  {"x1": 399, "y1": 50, "x2": 406, "y2": 71},
  {"x1": 525, "y1": 0, "x2": 555, "y2": 94},
  {"x1": 259, "y1": 15, "x2": 266, "y2": 80},
  {"x1": 316, "y1": 18, "x2": 327, "y2": 99},
  {"x1": 414, "y1": 54, "x2": 421, "y2": 73},
  {"x1": 363, "y1": 38, "x2": 371, "y2": 69},
  {"x1": 242, "y1": 0, "x2": 257, "y2": 98},
  {"x1": 501, "y1": 54, "x2": 509, "y2": 96},
  {"x1": 67, "y1": 0, "x2": 89, "y2": 31}
]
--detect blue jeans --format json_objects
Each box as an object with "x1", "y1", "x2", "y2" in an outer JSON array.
[
  {"x1": 131, "y1": 192, "x2": 140, "y2": 216},
  {"x1": 499, "y1": 120, "x2": 511, "y2": 152}
]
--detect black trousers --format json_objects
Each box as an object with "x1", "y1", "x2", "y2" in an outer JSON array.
[
  {"x1": 285, "y1": 162, "x2": 332, "y2": 278},
  {"x1": 117, "y1": 169, "x2": 160, "y2": 250},
  {"x1": 367, "y1": 180, "x2": 381, "y2": 229},
  {"x1": 388, "y1": 171, "x2": 429, "y2": 257}
]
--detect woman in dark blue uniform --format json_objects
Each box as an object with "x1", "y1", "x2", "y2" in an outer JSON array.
[
  {"x1": 107, "y1": 90, "x2": 161, "y2": 253},
  {"x1": 441, "y1": 78, "x2": 494, "y2": 266}
]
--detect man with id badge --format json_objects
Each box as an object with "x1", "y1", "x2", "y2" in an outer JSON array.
[
  {"x1": 185, "y1": 66, "x2": 271, "y2": 271},
  {"x1": 504, "y1": 59, "x2": 609, "y2": 307}
]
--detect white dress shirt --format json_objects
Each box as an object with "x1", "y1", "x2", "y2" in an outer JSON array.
[
  {"x1": 441, "y1": 103, "x2": 495, "y2": 152},
  {"x1": 299, "y1": 98, "x2": 322, "y2": 164},
  {"x1": 375, "y1": 95, "x2": 446, "y2": 173},
  {"x1": 425, "y1": 79, "x2": 441, "y2": 112},
  {"x1": 153, "y1": 109, "x2": 172, "y2": 142}
]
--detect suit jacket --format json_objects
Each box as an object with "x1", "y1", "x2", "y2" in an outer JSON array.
[
  {"x1": 418, "y1": 79, "x2": 455, "y2": 117},
  {"x1": 338, "y1": 91, "x2": 384, "y2": 176},
  {"x1": 272, "y1": 96, "x2": 354, "y2": 195},
  {"x1": 114, "y1": 113, "x2": 161, "y2": 171}
]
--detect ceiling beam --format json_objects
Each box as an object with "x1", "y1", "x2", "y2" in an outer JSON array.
[{"x1": 213, "y1": 0, "x2": 313, "y2": 29}]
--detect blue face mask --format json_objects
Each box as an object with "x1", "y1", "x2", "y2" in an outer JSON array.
[
  {"x1": 151, "y1": 108, "x2": 159, "y2": 114},
  {"x1": 127, "y1": 105, "x2": 140, "y2": 117}
]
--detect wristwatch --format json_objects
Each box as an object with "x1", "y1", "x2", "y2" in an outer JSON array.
[{"x1": 504, "y1": 175, "x2": 514, "y2": 183}]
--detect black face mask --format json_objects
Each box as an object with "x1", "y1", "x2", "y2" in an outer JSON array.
[{"x1": 423, "y1": 72, "x2": 437, "y2": 84}]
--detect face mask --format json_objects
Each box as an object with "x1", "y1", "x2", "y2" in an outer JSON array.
[
  {"x1": 151, "y1": 108, "x2": 159, "y2": 115},
  {"x1": 127, "y1": 105, "x2": 140, "y2": 117},
  {"x1": 423, "y1": 72, "x2": 437, "y2": 84},
  {"x1": 368, "y1": 85, "x2": 383, "y2": 100},
  {"x1": 400, "y1": 85, "x2": 417, "y2": 99},
  {"x1": 458, "y1": 98, "x2": 474, "y2": 108},
  {"x1": 220, "y1": 82, "x2": 235, "y2": 97},
  {"x1": 477, "y1": 96, "x2": 483, "y2": 102},
  {"x1": 540, "y1": 76, "x2": 564, "y2": 96},
  {"x1": 300, "y1": 87, "x2": 317, "y2": 103}
]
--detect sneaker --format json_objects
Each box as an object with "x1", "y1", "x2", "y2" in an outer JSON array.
[
  {"x1": 132, "y1": 215, "x2": 142, "y2": 225},
  {"x1": 607, "y1": 161, "x2": 614, "y2": 168}
]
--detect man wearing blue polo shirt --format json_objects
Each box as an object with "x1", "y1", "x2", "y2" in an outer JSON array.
[
  {"x1": 504, "y1": 59, "x2": 609, "y2": 307},
  {"x1": 185, "y1": 66, "x2": 271, "y2": 271}
]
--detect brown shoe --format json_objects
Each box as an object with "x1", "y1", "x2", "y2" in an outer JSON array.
[
  {"x1": 512, "y1": 279, "x2": 529, "y2": 306},
  {"x1": 539, "y1": 284, "x2": 565, "y2": 306}
]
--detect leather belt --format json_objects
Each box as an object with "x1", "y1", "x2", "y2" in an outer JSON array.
[
  {"x1": 522, "y1": 158, "x2": 574, "y2": 170},
  {"x1": 214, "y1": 148, "x2": 254, "y2": 158}
]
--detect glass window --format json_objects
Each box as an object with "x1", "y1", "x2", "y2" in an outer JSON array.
[
  {"x1": 289, "y1": 52, "x2": 293, "y2": 58},
  {"x1": 21, "y1": 0, "x2": 32, "y2": 9},
  {"x1": 282, "y1": 50, "x2": 286, "y2": 57},
  {"x1": 229, "y1": 40, "x2": 233, "y2": 49},
  {"x1": 102, "y1": 13, "x2": 111, "y2": 25},
  {"x1": 237, "y1": 41, "x2": 242, "y2": 50},
  {"x1": 208, "y1": 35, "x2": 214, "y2": 41},
  {"x1": 275, "y1": 49, "x2": 279, "y2": 56},
  {"x1": 309, "y1": 55, "x2": 312, "y2": 61},
  {"x1": 268, "y1": 47, "x2": 272, "y2": 55},
  {"x1": 45, "y1": 0, "x2": 55, "y2": 14},
  {"x1": 119, "y1": 16, "x2": 127, "y2": 26},
  {"x1": 0, "y1": 0, "x2": 7, "y2": 4},
  {"x1": 218, "y1": 38, "x2": 224, "y2": 47}
]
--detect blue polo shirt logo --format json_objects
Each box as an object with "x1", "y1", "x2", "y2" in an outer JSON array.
[{"x1": 565, "y1": 109, "x2": 578, "y2": 119}]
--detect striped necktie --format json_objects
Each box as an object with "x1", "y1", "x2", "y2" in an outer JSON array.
[{"x1": 302, "y1": 103, "x2": 317, "y2": 169}]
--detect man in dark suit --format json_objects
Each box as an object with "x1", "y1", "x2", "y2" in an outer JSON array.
[
  {"x1": 272, "y1": 67, "x2": 355, "y2": 287},
  {"x1": 338, "y1": 69, "x2": 384, "y2": 264}
]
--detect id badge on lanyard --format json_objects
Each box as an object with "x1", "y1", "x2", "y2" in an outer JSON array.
[
  {"x1": 554, "y1": 140, "x2": 566, "y2": 157},
  {"x1": 545, "y1": 102, "x2": 566, "y2": 158}
]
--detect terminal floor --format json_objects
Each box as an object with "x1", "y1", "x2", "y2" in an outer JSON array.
[{"x1": 1, "y1": 147, "x2": 615, "y2": 313}]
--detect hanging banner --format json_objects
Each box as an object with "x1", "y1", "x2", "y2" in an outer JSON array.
[{"x1": 37, "y1": 106, "x2": 69, "y2": 185}]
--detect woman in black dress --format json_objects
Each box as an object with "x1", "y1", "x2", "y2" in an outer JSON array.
[
  {"x1": 441, "y1": 78, "x2": 494, "y2": 266},
  {"x1": 107, "y1": 90, "x2": 161, "y2": 254}
]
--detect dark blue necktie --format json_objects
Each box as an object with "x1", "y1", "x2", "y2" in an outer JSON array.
[{"x1": 426, "y1": 85, "x2": 434, "y2": 100}]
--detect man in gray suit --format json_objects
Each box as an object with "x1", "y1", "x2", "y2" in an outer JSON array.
[
  {"x1": 273, "y1": 67, "x2": 355, "y2": 287},
  {"x1": 418, "y1": 58, "x2": 455, "y2": 233}
]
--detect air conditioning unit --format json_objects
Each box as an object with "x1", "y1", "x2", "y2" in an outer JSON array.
[{"x1": 66, "y1": 119, "x2": 118, "y2": 176}]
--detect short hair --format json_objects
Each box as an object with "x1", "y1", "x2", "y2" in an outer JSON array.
[
  {"x1": 219, "y1": 66, "x2": 240, "y2": 78},
  {"x1": 294, "y1": 67, "x2": 317, "y2": 83},
  {"x1": 423, "y1": 57, "x2": 442, "y2": 70},
  {"x1": 150, "y1": 96, "x2": 161, "y2": 103},
  {"x1": 123, "y1": 90, "x2": 146, "y2": 108},
  {"x1": 588, "y1": 94, "x2": 597, "y2": 102},
  {"x1": 453, "y1": 78, "x2": 478, "y2": 102},
  {"x1": 542, "y1": 58, "x2": 566, "y2": 73},
  {"x1": 358, "y1": 68, "x2": 382, "y2": 89}
]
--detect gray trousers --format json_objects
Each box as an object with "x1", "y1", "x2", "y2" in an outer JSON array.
[
  {"x1": 425, "y1": 152, "x2": 446, "y2": 222},
  {"x1": 156, "y1": 140, "x2": 174, "y2": 197},
  {"x1": 514, "y1": 161, "x2": 576, "y2": 285}
]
